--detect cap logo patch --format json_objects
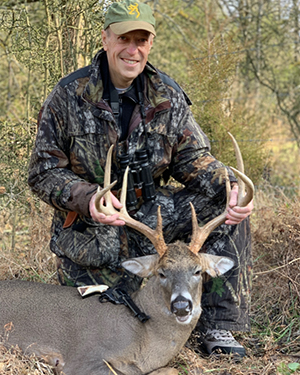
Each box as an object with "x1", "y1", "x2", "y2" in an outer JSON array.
[{"x1": 128, "y1": 3, "x2": 140, "y2": 18}]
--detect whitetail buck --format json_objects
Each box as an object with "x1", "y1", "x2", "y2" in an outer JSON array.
[{"x1": 0, "y1": 133, "x2": 254, "y2": 375}]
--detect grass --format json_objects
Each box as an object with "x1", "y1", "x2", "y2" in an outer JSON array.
[{"x1": 0, "y1": 187, "x2": 300, "y2": 374}]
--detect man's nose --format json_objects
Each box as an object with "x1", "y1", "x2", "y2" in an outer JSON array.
[{"x1": 127, "y1": 41, "x2": 138, "y2": 54}]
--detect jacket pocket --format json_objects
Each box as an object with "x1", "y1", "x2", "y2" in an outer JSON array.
[{"x1": 67, "y1": 107, "x2": 115, "y2": 184}]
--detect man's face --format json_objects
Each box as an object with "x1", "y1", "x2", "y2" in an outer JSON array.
[{"x1": 102, "y1": 28, "x2": 154, "y2": 88}]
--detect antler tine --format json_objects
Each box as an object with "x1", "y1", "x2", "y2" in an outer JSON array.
[
  {"x1": 188, "y1": 133, "x2": 255, "y2": 255},
  {"x1": 118, "y1": 166, "x2": 134, "y2": 218},
  {"x1": 94, "y1": 145, "x2": 117, "y2": 214},
  {"x1": 227, "y1": 131, "x2": 254, "y2": 207},
  {"x1": 227, "y1": 132, "x2": 245, "y2": 203},
  {"x1": 189, "y1": 170, "x2": 231, "y2": 254},
  {"x1": 94, "y1": 145, "x2": 168, "y2": 257}
]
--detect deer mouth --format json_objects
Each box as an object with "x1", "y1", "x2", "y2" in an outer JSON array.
[{"x1": 175, "y1": 313, "x2": 192, "y2": 324}]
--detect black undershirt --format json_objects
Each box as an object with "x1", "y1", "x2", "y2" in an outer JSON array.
[{"x1": 101, "y1": 52, "x2": 141, "y2": 141}]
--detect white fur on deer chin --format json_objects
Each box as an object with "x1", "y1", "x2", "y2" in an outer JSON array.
[
  {"x1": 174, "y1": 305, "x2": 202, "y2": 325},
  {"x1": 175, "y1": 314, "x2": 192, "y2": 324}
]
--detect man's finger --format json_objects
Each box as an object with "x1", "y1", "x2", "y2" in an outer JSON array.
[
  {"x1": 228, "y1": 186, "x2": 238, "y2": 208},
  {"x1": 111, "y1": 193, "x2": 123, "y2": 209}
]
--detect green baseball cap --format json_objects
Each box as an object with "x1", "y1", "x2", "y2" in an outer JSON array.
[{"x1": 104, "y1": 0, "x2": 156, "y2": 36}]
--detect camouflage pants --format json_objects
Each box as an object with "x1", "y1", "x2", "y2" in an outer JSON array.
[{"x1": 57, "y1": 185, "x2": 252, "y2": 331}]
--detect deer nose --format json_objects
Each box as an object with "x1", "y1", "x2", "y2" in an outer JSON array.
[{"x1": 171, "y1": 296, "x2": 192, "y2": 317}]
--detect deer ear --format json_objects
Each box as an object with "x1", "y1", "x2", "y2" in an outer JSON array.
[
  {"x1": 201, "y1": 254, "x2": 235, "y2": 277},
  {"x1": 122, "y1": 254, "x2": 159, "y2": 278}
]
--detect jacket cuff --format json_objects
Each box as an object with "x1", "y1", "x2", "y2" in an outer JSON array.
[{"x1": 65, "y1": 181, "x2": 99, "y2": 217}]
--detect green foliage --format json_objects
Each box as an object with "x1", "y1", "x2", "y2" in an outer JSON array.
[
  {"x1": 148, "y1": 0, "x2": 208, "y2": 80},
  {"x1": 0, "y1": 120, "x2": 34, "y2": 208},
  {"x1": 226, "y1": 0, "x2": 300, "y2": 144},
  {"x1": 0, "y1": 0, "x2": 110, "y2": 119},
  {"x1": 188, "y1": 34, "x2": 268, "y2": 185},
  {"x1": 277, "y1": 362, "x2": 300, "y2": 375},
  {"x1": 178, "y1": 365, "x2": 189, "y2": 375}
]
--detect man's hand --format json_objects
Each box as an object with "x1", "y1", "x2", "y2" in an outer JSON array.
[
  {"x1": 225, "y1": 184, "x2": 254, "y2": 225},
  {"x1": 89, "y1": 192, "x2": 125, "y2": 226}
]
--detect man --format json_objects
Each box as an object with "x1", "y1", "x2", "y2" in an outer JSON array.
[{"x1": 28, "y1": 0, "x2": 253, "y2": 357}]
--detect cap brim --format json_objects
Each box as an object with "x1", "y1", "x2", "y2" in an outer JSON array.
[{"x1": 110, "y1": 21, "x2": 156, "y2": 36}]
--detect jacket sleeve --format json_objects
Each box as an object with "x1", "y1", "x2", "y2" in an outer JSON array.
[
  {"x1": 168, "y1": 89, "x2": 237, "y2": 200},
  {"x1": 28, "y1": 84, "x2": 97, "y2": 217}
]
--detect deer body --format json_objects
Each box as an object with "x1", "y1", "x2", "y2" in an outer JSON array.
[
  {"x1": 0, "y1": 243, "x2": 229, "y2": 375},
  {"x1": 1, "y1": 279, "x2": 182, "y2": 375}
]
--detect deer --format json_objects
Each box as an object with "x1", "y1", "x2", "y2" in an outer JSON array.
[{"x1": 0, "y1": 133, "x2": 254, "y2": 375}]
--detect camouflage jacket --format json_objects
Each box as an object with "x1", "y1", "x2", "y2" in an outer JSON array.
[{"x1": 28, "y1": 49, "x2": 236, "y2": 265}]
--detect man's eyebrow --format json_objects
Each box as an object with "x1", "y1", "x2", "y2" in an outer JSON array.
[{"x1": 139, "y1": 32, "x2": 151, "y2": 38}]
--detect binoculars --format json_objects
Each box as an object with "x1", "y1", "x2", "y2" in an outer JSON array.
[{"x1": 118, "y1": 149, "x2": 156, "y2": 211}]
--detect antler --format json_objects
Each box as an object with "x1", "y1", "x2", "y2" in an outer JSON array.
[
  {"x1": 94, "y1": 145, "x2": 168, "y2": 257},
  {"x1": 189, "y1": 132, "x2": 255, "y2": 254}
]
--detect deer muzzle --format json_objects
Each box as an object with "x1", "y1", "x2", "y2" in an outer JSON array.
[{"x1": 171, "y1": 296, "x2": 193, "y2": 323}]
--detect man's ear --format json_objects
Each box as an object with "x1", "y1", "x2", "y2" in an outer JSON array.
[
  {"x1": 149, "y1": 34, "x2": 154, "y2": 51},
  {"x1": 102, "y1": 29, "x2": 108, "y2": 51}
]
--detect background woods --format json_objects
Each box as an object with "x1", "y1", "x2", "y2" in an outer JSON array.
[{"x1": 0, "y1": 0, "x2": 299, "y2": 374}]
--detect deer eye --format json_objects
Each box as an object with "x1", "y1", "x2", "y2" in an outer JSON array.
[
  {"x1": 158, "y1": 270, "x2": 166, "y2": 279},
  {"x1": 194, "y1": 269, "x2": 202, "y2": 276}
]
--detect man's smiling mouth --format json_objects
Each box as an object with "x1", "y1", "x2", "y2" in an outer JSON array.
[{"x1": 122, "y1": 58, "x2": 138, "y2": 65}]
